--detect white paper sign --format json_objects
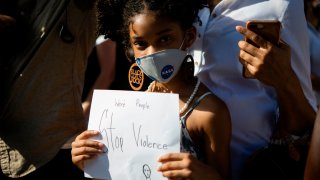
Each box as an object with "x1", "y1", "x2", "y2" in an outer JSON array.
[{"x1": 84, "y1": 90, "x2": 180, "y2": 180}]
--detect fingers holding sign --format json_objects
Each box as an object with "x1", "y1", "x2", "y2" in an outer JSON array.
[
  {"x1": 157, "y1": 152, "x2": 222, "y2": 180},
  {"x1": 71, "y1": 130, "x2": 105, "y2": 171}
]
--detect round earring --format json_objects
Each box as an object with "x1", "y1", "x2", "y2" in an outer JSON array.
[{"x1": 128, "y1": 62, "x2": 144, "y2": 91}]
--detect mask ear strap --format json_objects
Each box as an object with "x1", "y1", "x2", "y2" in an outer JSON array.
[{"x1": 179, "y1": 36, "x2": 187, "y2": 50}]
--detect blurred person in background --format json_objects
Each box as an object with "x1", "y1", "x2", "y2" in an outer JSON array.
[
  {"x1": 191, "y1": 0, "x2": 317, "y2": 179},
  {"x1": 305, "y1": 0, "x2": 320, "y2": 107},
  {"x1": 0, "y1": 0, "x2": 97, "y2": 179}
]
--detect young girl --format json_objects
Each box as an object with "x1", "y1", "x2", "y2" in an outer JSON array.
[{"x1": 71, "y1": 0, "x2": 231, "y2": 179}]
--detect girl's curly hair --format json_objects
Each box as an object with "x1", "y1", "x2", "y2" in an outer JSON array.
[
  {"x1": 121, "y1": 0, "x2": 203, "y2": 48},
  {"x1": 96, "y1": 0, "x2": 126, "y2": 41},
  {"x1": 97, "y1": 0, "x2": 203, "y2": 43}
]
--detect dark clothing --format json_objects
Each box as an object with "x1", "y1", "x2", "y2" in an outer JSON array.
[
  {"x1": 0, "y1": 0, "x2": 96, "y2": 177},
  {"x1": 0, "y1": 149, "x2": 91, "y2": 180}
]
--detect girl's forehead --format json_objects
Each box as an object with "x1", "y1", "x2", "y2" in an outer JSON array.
[
  {"x1": 130, "y1": 13, "x2": 179, "y2": 32},
  {"x1": 131, "y1": 11, "x2": 163, "y2": 25}
]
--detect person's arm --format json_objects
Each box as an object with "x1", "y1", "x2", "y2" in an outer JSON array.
[
  {"x1": 236, "y1": 25, "x2": 316, "y2": 135},
  {"x1": 237, "y1": 0, "x2": 317, "y2": 135},
  {"x1": 304, "y1": 107, "x2": 320, "y2": 180},
  {"x1": 82, "y1": 38, "x2": 117, "y2": 120},
  {"x1": 274, "y1": 64, "x2": 316, "y2": 135}
]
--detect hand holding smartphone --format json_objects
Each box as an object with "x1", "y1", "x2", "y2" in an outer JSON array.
[{"x1": 242, "y1": 20, "x2": 281, "y2": 78}]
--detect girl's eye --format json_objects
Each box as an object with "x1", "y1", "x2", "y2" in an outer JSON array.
[
  {"x1": 159, "y1": 36, "x2": 171, "y2": 44},
  {"x1": 133, "y1": 41, "x2": 148, "y2": 49}
]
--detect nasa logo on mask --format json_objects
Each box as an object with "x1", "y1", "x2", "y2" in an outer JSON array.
[{"x1": 161, "y1": 65, "x2": 174, "y2": 80}]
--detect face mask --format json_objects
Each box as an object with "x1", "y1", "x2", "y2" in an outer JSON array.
[
  {"x1": 135, "y1": 49, "x2": 187, "y2": 83},
  {"x1": 135, "y1": 35, "x2": 188, "y2": 83}
]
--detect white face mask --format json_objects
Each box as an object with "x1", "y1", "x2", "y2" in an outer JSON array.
[{"x1": 135, "y1": 49, "x2": 187, "y2": 83}]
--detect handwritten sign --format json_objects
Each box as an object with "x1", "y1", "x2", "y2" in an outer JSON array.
[{"x1": 84, "y1": 90, "x2": 180, "y2": 180}]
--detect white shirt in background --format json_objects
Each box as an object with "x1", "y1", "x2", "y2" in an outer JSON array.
[{"x1": 191, "y1": 0, "x2": 317, "y2": 179}]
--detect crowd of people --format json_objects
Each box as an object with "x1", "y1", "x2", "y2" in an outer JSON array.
[{"x1": 1, "y1": 0, "x2": 320, "y2": 179}]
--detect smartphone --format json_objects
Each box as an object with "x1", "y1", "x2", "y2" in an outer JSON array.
[{"x1": 242, "y1": 20, "x2": 281, "y2": 78}]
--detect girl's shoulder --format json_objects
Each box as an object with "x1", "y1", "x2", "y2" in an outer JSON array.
[
  {"x1": 189, "y1": 89, "x2": 231, "y2": 130},
  {"x1": 185, "y1": 90, "x2": 231, "y2": 147},
  {"x1": 195, "y1": 85, "x2": 229, "y2": 117}
]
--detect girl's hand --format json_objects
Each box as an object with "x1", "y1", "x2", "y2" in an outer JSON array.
[
  {"x1": 157, "y1": 152, "x2": 220, "y2": 180},
  {"x1": 71, "y1": 130, "x2": 105, "y2": 170}
]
